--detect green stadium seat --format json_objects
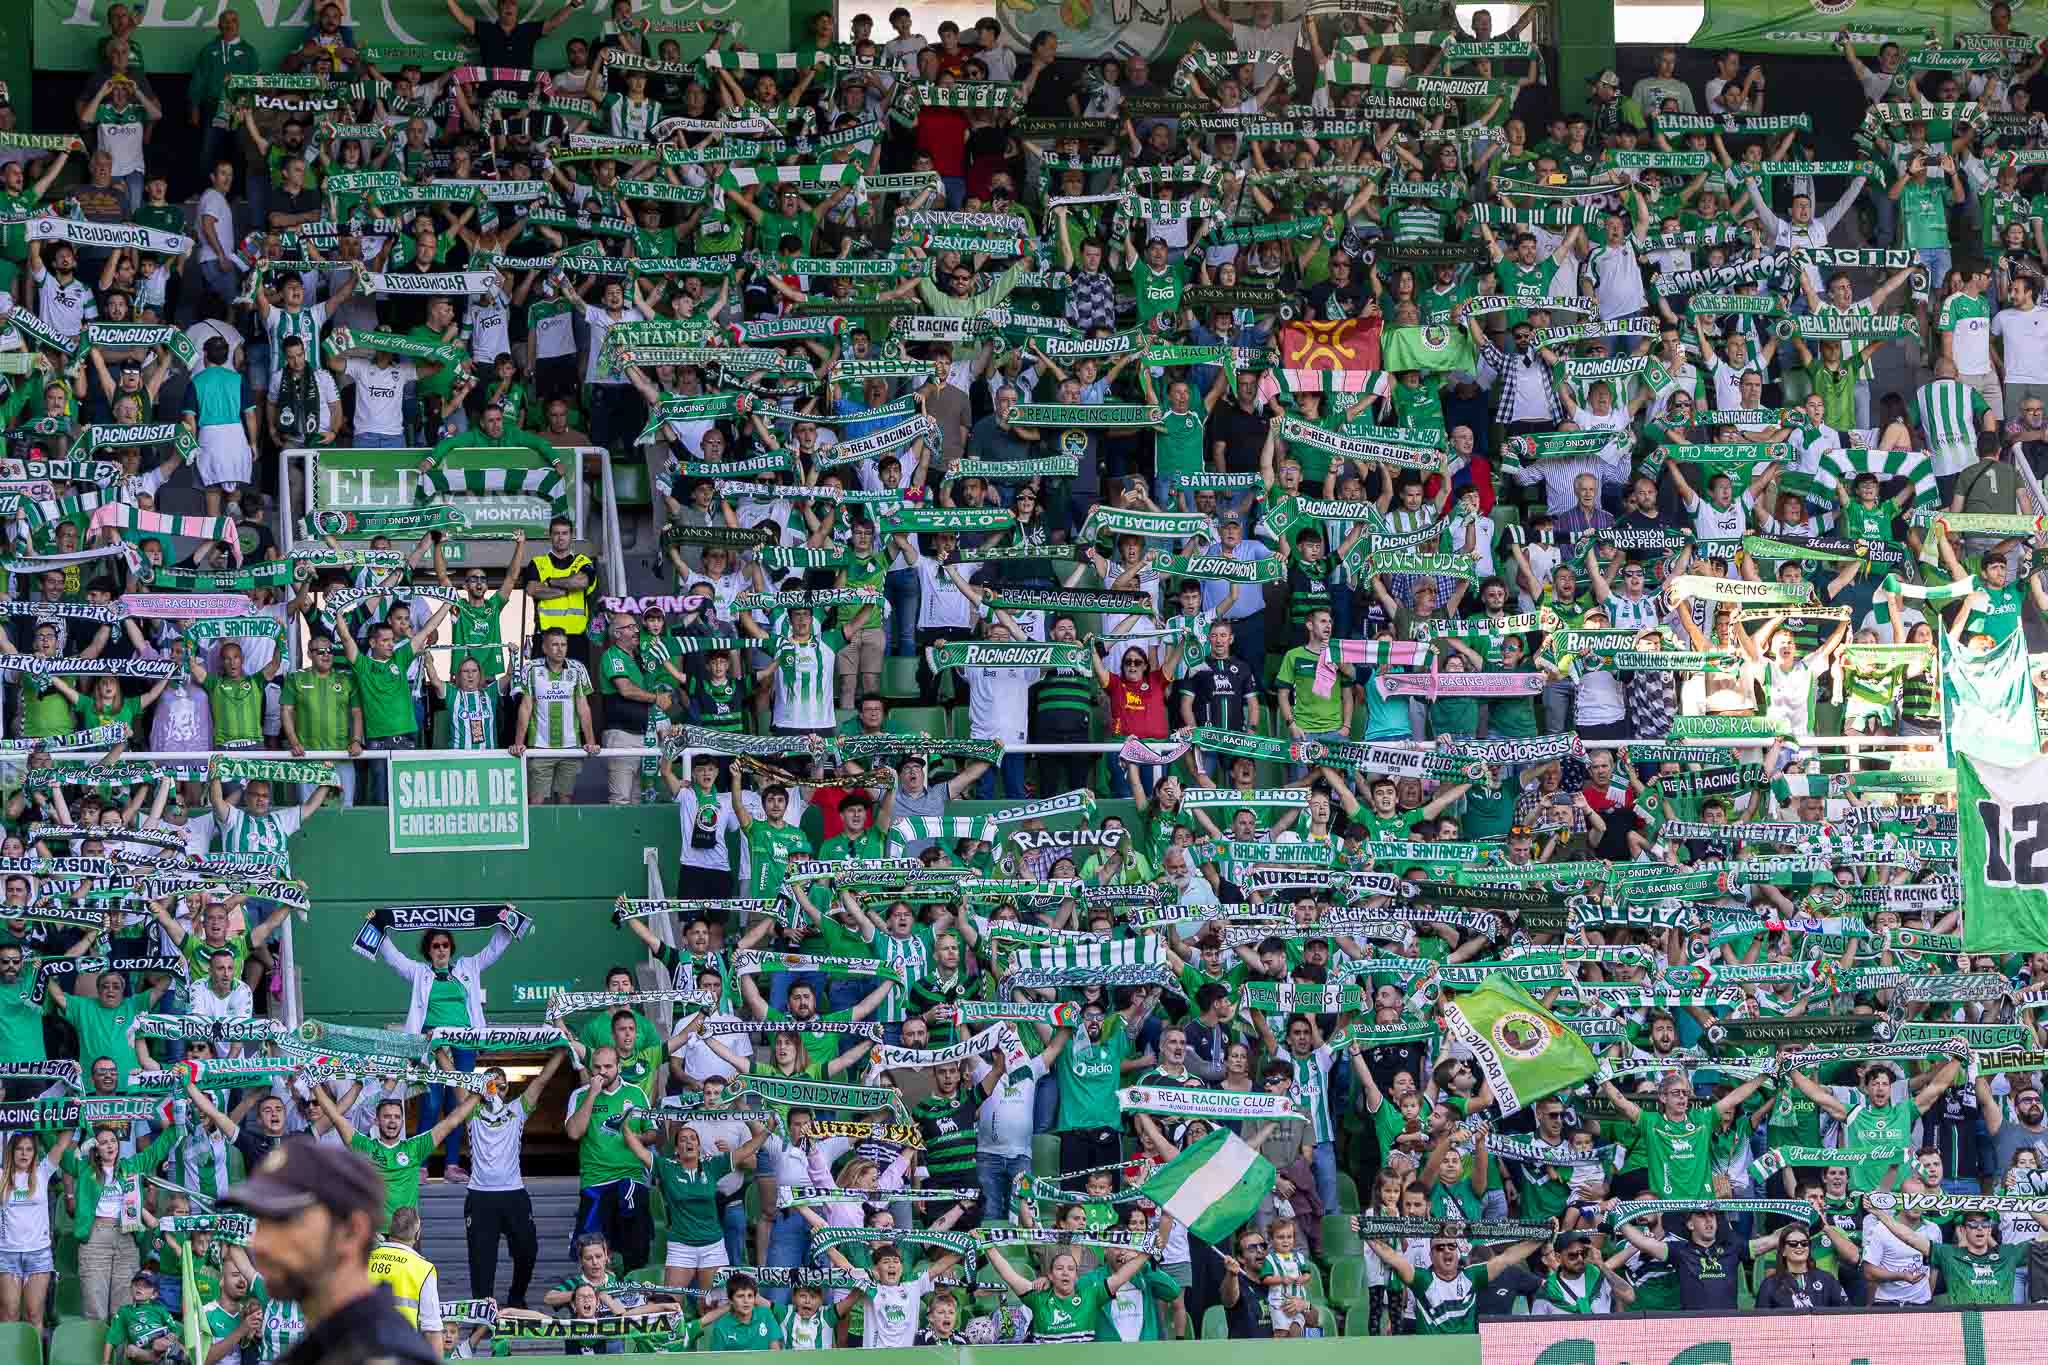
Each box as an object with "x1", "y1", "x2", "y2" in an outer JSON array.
[
  {"x1": 885, "y1": 707, "x2": 948, "y2": 743},
  {"x1": 1320, "y1": 1212, "x2": 1362, "y2": 1263},
  {"x1": 881, "y1": 656, "x2": 920, "y2": 699},
  {"x1": 625, "y1": 1266, "x2": 666, "y2": 1284},
  {"x1": 1343, "y1": 1304, "x2": 1376, "y2": 1336},
  {"x1": 611, "y1": 462, "x2": 652, "y2": 508},
  {"x1": 1335, "y1": 1171, "x2": 1360, "y2": 1213},
  {"x1": 0, "y1": 1323, "x2": 44, "y2": 1365},
  {"x1": 1199, "y1": 1306, "x2": 1229, "y2": 1340},
  {"x1": 950, "y1": 707, "x2": 977, "y2": 741},
  {"x1": 47, "y1": 1321, "x2": 101, "y2": 1365},
  {"x1": 1032, "y1": 1133, "x2": 1062, "y2": 1179},
  {"x1": 1326, "y1": 1254, "x2": 1367, "y2": 1306},
  {"x1": 1299, "y1": 1259, "x2": 1327, "y2": 1304},
  {"x1": 1314, "y1": 1305, "x2": 1338, "y2": 1337}
]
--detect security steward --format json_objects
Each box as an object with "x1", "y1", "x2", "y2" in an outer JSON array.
[
  {"x1": 522, "y1": 514, "x2": 598, "y2": 669},
  {"x1": 366, "y1": 1206, "x2": 443, "y2": 1337}
]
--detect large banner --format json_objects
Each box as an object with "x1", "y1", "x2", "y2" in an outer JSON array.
[
  {"x1": 1959, "y1": 750, "x2": 2048, "y2": 952},
  {"x1": 310, "y1": 446, "x2": 564, "y2": 559},
  {"x1": 1481, "y1": 1308, "x2": 1975, "y2": 1365},
  {"x1": 388, "y1": 751, "x2": 529, "y2": 854},
  {"x1": 1690, "y1": 0, "x2": 2048, "y2": 54},
  {"x1": 34, "y1": 0, "x2": 783, "y2": 75}
]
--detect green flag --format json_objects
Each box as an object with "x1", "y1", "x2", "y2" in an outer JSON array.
[
  {"x1": 1442, "y1": 974, "x2": 1596, "y2": 1115},
  {"x1": 1960, "y1": 751, "x2": 2048, "y2": 953},
  {"x1": 1138, "y1": 1127, "x2": 1274, "y2": 1245},
  {"x1": 179, "y1": 1238, "x2": 212, "y2": 1365},
  {"x1": 1382, "y1": 324, "x2": 1479, "y2": 375},
  {"x1": 1941, "y1": 630, "x2": 2039, "y2": 766}
]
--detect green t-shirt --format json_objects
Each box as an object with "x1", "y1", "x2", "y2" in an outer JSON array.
[
  {"x1": 651, "y1": 1151, "x2": 732, "y2": 1248},
  {"x1": 1398, "y1": 1262, "x2": 1488, "y2": 1334},
  {"x1": 1055, "y1": 1016, "x2": 1131, "y2": 1132},
  {"x1": 567, "y1": 1079, "x2": 652, "y2": 1187},
  {"x1": 756, "y1": 208, "x2": 817, "y2": 256},
  {"x1": 1279, "y1": 646, "x2": 1343, "y2": 733},
  {"x1": 1637, "y1": 1105, "x2": 1716, "y2": 1200},
  {"x1": 422, "y1": 974, "x2": 470, "y2": 1031},
  {"x1": 1930, "y1": 1241, "x2": 2024, "y2": 1304},
  {"x1": 743, "y1": 820, "x2": 811, "y2": 899},
  {"x1": 1131, "y1": 258, "x2": 1185, "y2": 325},
  {"x1": 107, "y1": 1301, "x2": 179, "y2": 1355},
  {"x1": 1844, "y1": 1096, "x2": 1917, "y2": 1191},
  {"x1": 1898, "y1": 178, "x2": 1953, "y2": 249},
  {"x1": 709, "y1": 1304, "x2": 783, "y2": 1352},
  {"x1": 1022, "y1": 1281, "x2": 1113, "y2": 1344},
  {"x1": 20, "y1": 676, "x2": 76, "y2": 738},
  {"x1": 1082, "y1": 1264, "x2": 1180, "y2": 1342},
  {"x1": 0, "y1": 979, "x2": 41, "y2": 1063},
  {"x1": 349, "y1": 643, "x2": 416, "y2": 741},
  {"x1": 1156, "y1": 408, "x2": 1205, "y2": 477},
  {"x1": 450, "y1": 593, "x2": 507, "y2": 680},
  {"x1": 1966, "y1": 581, "x2": 2024, "y2": 644},
  {"x1": 348, "y1": 1131, "x2": 435, "y2": 1221},
  {"x1": 64, "y1": 994, "x2": 145, "y2": 1082},
  {"x1": 280, "y1": 668, "x2": 356, "y2": 751},
  {"x1": 206, "y1": 675, "x2": 263, "y2": 746}
]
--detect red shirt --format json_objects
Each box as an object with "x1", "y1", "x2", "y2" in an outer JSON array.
[
  {"x1": 914, "y1": 109, "x2": 970, "y2": 178},
  {"x1": 1106, "y1": 670, "x2": 1170, "y2": 739}
]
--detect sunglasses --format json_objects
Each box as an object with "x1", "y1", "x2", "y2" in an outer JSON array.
[{"x1": 1782, "y1": 1238, "x2": 1809, "y2": 1248}]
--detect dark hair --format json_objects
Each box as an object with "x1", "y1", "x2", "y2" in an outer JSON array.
[{"x1": 203, "y1": 337, "x2": 230, "y2": 365}]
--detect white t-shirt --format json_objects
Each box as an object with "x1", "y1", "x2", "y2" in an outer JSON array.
[
  {"x1": 583, "y1": 305, "x2": 644, "y2": 386},
  {"x1": 1231, "y1": 18, "x2": 1301, "y2": 86},
  {"x1": 1684, "y1": 491, "x2": 1747, "y2": 541},
  {"x1": 1861, "y1": 1215, "x2": 1937, "y2": 1304},
  {"x1": 198, "y1": 188, "x2": 236, "y2": 264},
  {"x1": 465, "y1": 1097, "x2": 531, "y2": 1194},
  {"x1": 674, "y1": 786, "x2": 739, "y2": 872},
  {"x1": 862, "y1": 1273, "x2": 933, "y2": 1347},
  {"x1": 1994, "y1": 303, "x2": 2048, "y2": 383},
  {"x1": 0, "y1": 1158, "x2": 57, "y2": 1252},
  {"x1": 342, "y1": 357, "x2": 416, "y2": 437},
  {"x1": 908, "y1": 554, "x2": 973, "y2": 630},
  {"x1": 961, "y1": 663, "x2": 1038, "y2": 746}
]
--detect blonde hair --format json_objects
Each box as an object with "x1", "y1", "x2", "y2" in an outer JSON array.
[{"x1": 6, "y1": 1133, "x2": 42, "y2": 1199}]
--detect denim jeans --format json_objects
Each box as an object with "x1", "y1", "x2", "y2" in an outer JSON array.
[
  {"x1": 198, "y1": 259, "x2": 240, "y2": 306},
  {"x1": 353, "y1": 431, "x2": 408, "y2": 449},
  {"x1": 1311, "y1": 1140, "x2": 1338, "y2": 1212},
  {"x1": 975, "y1": 752, "x2": 1028, "y2": 799},
  {"x1": 884, "y1": 567, "x2": 919, "y2": 657},
  {"x1": 1329, "y1": 582, "x2": 1359, "y2": 640},
  {"x1": 365, "y1": 734, "x2": 417, "y2": 803},
  {"x1": 1110, "y1": 760, "x2": 1163, "y2": 799},
  {"x1": 1542, "y1": 678, "x2": 1577, "y2": 733},
  {"x1": 1872, "y1": 185, "x2": 1896, "y2": 247},
  {"x1": 721, "y1": 1201, "x2": 749, "y2": 1270},
  {"x1": 978, "y1": 1152, "x2": 1033, "y2": 1222},
  {"x1": 419, "y1": 1047, "x2": 478, "y2": 1168},
  {"x1": 762, "y1": 1210, "x2": 809, "y2": 1310},
  {"x1": 1919, "y1": 247, "x2": 1953, "y2": 294}
]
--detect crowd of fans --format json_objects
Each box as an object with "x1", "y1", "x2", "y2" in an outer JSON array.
[{"x1": 0, "y1": 0, "x2": 2038, "y2": 1358}]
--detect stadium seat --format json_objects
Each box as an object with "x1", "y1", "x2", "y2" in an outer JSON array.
[
  {"x1": 1342, "y1": 1304, "x2": 1376, "y2": 1337},
  {"x1": 1300, "y1": 1259, "x2": 1327, "y2": 1304},
  {"x1": 1199, "y1": 1305, "x2": 1229, "y2": 1340},
  {"x1": 611, "y1": 462, "x2": 652, "y2": 508},
  {"x1": 1314, "y1": 1305, "x2": 1338, "y2": 1336},
  {"x1": 0, "y1": 1323, "x2": 43, "y2": 1365},
  {"x1": 47, "y1": 1321, "x2": 100, "y2": 1365},
  {"x1": 885, "y1": 706, "x2": 948, "y2": 742},
  {"x1": 1326, "y1": 1254, "x2": 1367, "y2": 1306},
  {"x1": 1335, "y1": 1171, "x2": 1360, "y2": 1213},
  {"x1": 881, "y1": 656, "x2": 920, "y2": 699},
  {"x1": 1320, "y1": 1212, "x2": 1362, "y2": 1262},
  {"x1": 625, "y1": 1266, "x2": 665, "y2": 1284},
  {"x1": 1032, "y1": 1133, "x2": 1062, "y2": 1178}
]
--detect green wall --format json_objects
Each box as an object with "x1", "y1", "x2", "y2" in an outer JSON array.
[
  {"x1": 0, "y1": 3, "x2": 30, "y2": 129},
  {"x1": 290, "y1": 806, "x2": 681, "y2": 1027}
]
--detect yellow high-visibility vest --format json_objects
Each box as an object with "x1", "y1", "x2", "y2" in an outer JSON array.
[
  {"x1": 532, "y1": 552, "x2": 593, "y2": 635},
  {"x1": 366, "y1": 1240, "x2": 434, "y2": 1328}
]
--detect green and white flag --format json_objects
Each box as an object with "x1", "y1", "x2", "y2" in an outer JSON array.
[
  {"x1": 1942, "y1": 630, "x2": 2038, "y2": 766},
  {"x1": 1442, "y1": 974, "x2": 1596, "y2": 1116},
  {"x1": 1960, "y1": 751, "x2": 2048, "y2": 954},
  {"x1": 1138, "y1": 1126, "x2": 1273, "y2": 1245}
]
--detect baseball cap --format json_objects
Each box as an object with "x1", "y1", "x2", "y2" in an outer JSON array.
[
  {"x1": 221, "y1": 1139, "x2": 385, "y2": 1223},
  {"x1": 899, "y1": 753, "x2": 928, "y2": 769},
  {"x1": 1591, "y1": 69, "x2": 1620, "y2": 89}
]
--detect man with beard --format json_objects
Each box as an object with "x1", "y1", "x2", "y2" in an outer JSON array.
[
  {"x1": 221, "y1": 1143, "x2": 439, "y2": 1365},
  {"x1": 1984, "y1": 1077, "x2": 2048, "y2": 1176},
  {"x1": 184, "y1": 1078, "x2": 296, "y2": 1175}
]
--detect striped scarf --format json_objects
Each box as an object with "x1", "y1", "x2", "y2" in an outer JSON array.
[
  {"x1": 418, "y1": 467, "x2": 567, "y2": 515},
  {"x1": 89, "y1": 504, "x2": 242, "y2": 563},
  {"x1": 1812, "y1": 447, "x2": 1937, "y2": 510}
]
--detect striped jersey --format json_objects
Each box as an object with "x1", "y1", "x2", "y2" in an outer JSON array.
[
  {"x1": 1912, "y1": 377, "x2": 1989, "y2": 477},
  {"x1": 1289, "y1": 1044, "x2": 1337, "y2": 1143},
  {"x1": 267, "y1": 301, "x2": 327, "y2": 360},
  {"x1": 516, "y1": 659, "x2": 593, "y2": 747},
  {"x1": 869, "y1": 926, "x2": 933, "y2": 1024},
  {"x1": 216, "y1": 805, "x2": 302, "y2": 859},
  {"x1": 446, "y1": 685, "x2": 498, "y2": 750}
]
